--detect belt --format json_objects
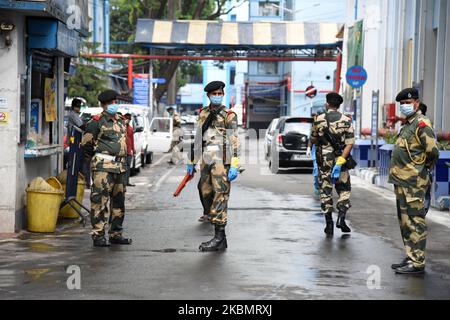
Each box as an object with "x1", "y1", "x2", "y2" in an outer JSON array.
[{"x1": 95, "y1": 153, "x2": 125, "y2": 162}]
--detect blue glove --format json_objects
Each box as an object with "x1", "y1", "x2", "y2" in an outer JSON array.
[
  {"x1": 331, "y1": 164, "x2": 342, "y2": 183},
  {"x1": 228, "y1": 167, "x2": 238, "y2": 182},
  {"x1": 187, "y1": 164, "x2": 194, "y2": 176},
  {"x1": 312, "y1": 161, "x2": 318, "y2": 177}
]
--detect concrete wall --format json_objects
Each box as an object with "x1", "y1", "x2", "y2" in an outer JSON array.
[
  {"x1": 0, "y1": 12, "x2": 22, "y2": 233},
  {"x1": 0, "y1": 12, "x2": 65, "y2": 232}
]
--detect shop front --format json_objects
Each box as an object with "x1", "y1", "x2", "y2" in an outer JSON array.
[{"x1": 0, "y1": 2, "x2": 87, "y2": 232}]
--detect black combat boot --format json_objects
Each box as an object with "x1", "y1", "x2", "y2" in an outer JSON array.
[
  {"x1": 324, "y1": 213, "x2": 334, "y2": 236},
  {"x1": 93, "y1": 237, "x2": 110, "y2": 247},
  {"x1": 336, "y1": 212, "x2": 351, "y2": 233},
  {"x1": 391, "y1": 257, "x2": 410, "y2": 270},
  {"x1": 109, "y1": 235, "x2": 132, "y2": 245},
  {"x1": 199, "y1": 225, "x2": 227, "y2": 252}
]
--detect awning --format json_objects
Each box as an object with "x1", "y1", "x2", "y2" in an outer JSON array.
[
  {"x1": 0, "y1": 0, "x2": 89, "y2": 36},
  {"x1": 135, "y1": 19, "x2": 342, "y2": 50}
]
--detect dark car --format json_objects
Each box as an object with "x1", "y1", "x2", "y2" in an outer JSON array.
[{"x1": 268, "y1": 116, "x2": 313, "y2": 174}]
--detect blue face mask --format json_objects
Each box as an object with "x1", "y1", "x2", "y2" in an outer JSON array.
[
  {"x1": 209, "y1": 95, "x2": 224, "y2": 106},
  {"x1": 106, "y1": 104, "x2": 119, "y2": 115},
  {"x1": 400, "y1": 104, "x2": 415, "y2": 117}
]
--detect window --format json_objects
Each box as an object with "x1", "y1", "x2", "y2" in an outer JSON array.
[
  {"x1": 257, "y1": 61, "x2": 279, "y2": 75},
  {"x1": 259, "y1": 1, "x2": 280, "y2": 16}
]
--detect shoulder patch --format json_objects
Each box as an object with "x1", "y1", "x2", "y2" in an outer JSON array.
[
  {"x1": 92, "y1": 115, "x2": 101, "y2": 121},
  {"x1": 418, "y1": 121, "x2": 428, "y2": 129}
]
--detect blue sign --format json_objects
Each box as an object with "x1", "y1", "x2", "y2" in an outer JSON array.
[
  {"x1": 346, "y1": 66, "x2": 368, "y2": 88},
  {"x1": 133, "y1": 78, "x2": 149, "y2": 106}
]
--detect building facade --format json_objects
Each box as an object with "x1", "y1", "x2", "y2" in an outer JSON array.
[
  {"x1": 0, "y1": 0, "x2": 88, "y2": 232},
  {"x1": 342, "y1": 0, "x2": 450, "y2": 135}
]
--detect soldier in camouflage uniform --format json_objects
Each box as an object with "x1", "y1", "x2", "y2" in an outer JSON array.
[
  {"x1": 310, "y1": 93, "x2": 355, "y2": 236},
  {"x1": 187, "y1": 81, "x2": 241, "y2": 251},
  {"x1": 167, "y1": 106, "x2": 184, "y2": 165},
  {"x1": 389, "y1": 88, "x2": 439, "y2": 274},
  {"x1": 82, "y1": 90, "x2": 132, "y2": 247}
]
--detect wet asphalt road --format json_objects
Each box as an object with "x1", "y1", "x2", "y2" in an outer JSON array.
[{"x1": 0, "y1": 135, "x2": 449, "y2": 300}]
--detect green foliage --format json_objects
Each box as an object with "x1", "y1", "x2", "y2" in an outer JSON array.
[
  {"x1": 438, "y1": 140, "x2": 450, "y2": 151},
  {"x1": 108, "y1": 0, "x2": 241, "y2": 101},
  {"x1": 68, "y1": 41, "x2": 109, "y2": 108}
]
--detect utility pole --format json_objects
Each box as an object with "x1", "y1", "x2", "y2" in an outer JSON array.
[{"x1": 167, "y1": 0, "x2": 177, "y2": 107}]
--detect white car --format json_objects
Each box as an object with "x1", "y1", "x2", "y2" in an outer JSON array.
[{"x1": 264, "y1": 118, "x2": 279, "y2": 159}]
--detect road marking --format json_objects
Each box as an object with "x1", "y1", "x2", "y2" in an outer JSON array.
[
  {"x1": 153, "y1": 166, "x2": 177, "y2": 192},
  {"x1": 151, "y1": 153, "x2": 170, "y2": 167}
]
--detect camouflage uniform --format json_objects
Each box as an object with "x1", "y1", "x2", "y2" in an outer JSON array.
[
  {"x1": 170, "y1": 111, "x2": 184, "y2": 164},
  {"x1": 193, "y1": 106, "x2": 240, "y2": 226},
  {"x1": 389, "y1": 113, "x2": 439, "y2": 269},
  {"x1": 311, "y1": 110, "x2": 355, "y2": 216},
  {"x1": 82, "y1": 112, "x2": 128, "y2": 240}
]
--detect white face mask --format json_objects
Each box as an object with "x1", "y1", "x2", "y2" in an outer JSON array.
[{"x1": 400, "y1": 104, "x2": 415, "y2": 117}]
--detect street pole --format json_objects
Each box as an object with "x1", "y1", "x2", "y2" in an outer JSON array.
[
  {"x1": 149, "y1": 56, "x2": 154, "y2": 119},
  {"x1": 167, "y1": 0, "x2": 177, "y2": 107}
]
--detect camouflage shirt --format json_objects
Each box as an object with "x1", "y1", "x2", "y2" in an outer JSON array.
[
  {"x1": 172, "y1": 111, "x2": 182, "y2": 128},
  {"x1": 193, "y1": 105, "x2": 240, "y2": 165},
  {"x1": 83, "y1": 112, "x2": 127, "y2": 173},
  {"x1": 311, "y1": 110, "x2": 355, "y2": 155},
  {"x1": 388, "y1": 113, "x2": 439, "y2": 188}
]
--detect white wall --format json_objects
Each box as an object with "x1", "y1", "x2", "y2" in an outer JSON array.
[{"x1": 0, "y1": 12, "x2": 21, "y2": 233}]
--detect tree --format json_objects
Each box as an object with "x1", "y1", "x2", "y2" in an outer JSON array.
[
  {"x1": 68, "y1": 42, "x2": 109, "y2": 107},
  {"x1": 109, "y1": 0, "x2": 248, "y2": 102}
]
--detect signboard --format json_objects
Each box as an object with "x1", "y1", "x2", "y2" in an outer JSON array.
[
  {"x1": 133, "y1": 77, "x2": 149, "y2": 106},
  {"x1": 346, "y1": 66, "x2": 367, "y2": 88},
  {"x1": 44, "y1": 78, "x2": 57, "y2": 122},
  {"x1": 305, "y1": 85, "x2": 317, "y2": 99},
  {"x1": 370, "y1": 90, "x2": 380, "y2": 167},
  {"x1": 133, "y1": 75, "x2": 167, "y2": 106}
]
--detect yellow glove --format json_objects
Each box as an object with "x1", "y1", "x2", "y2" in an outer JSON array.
[
  {"x1": 336, "y1": 156, "x2": 347, "y2": 166},
  {"x1": 231, "y1": 157, "x2": 240, "y2": 168}
]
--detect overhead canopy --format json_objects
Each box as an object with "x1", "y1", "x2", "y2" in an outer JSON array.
[{"x1": 135, "y1": 19, "x2": 342, "y2": 50}]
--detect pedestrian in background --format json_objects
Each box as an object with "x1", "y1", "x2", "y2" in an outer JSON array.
[
  {"x1": 64, "y1": 98, "x2": 84, "y2": 169},
  {"x1": 167, "y1": 106, "x2": 184, "y2": 165},
  {"x1": 389, "y1": 88, "x2": 439, "y2": 274},
  {"x1": 124, "y1": 113, "x2": 135, "y2": 187}
]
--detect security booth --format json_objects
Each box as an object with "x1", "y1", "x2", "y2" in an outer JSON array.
[{"x1": 0, "y1": 1, "x2": 88, "y2": 233}]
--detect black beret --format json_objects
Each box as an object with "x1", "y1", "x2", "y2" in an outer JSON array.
[
  {"x1": 204, "y1": 81, "x2": 225, "y2": 93},
  {"x1": 395, "y1": 88, "x2": 419, "y2": 102},
  {"x1": 326, "y1": 92, "x2": 343, "y2": 106},
  {"x1": 98, "y1": 90, "x2": 118, "y2": 104}
]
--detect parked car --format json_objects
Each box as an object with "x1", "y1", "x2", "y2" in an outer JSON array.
[
  {"x1": 268, "y1": 116, "x2": 313, "y2": 174},
  {"x1": 148, "y1": 117, "x2": 173, "y2": 153},
  {"x1": 264, "y1": 118, "x2": 280, "y2": 160}
]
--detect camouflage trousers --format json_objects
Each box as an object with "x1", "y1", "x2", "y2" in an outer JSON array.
[
  {"x1": 90, "y1": 170, "x2": 126, "y2": 239},
  {"x1": 198, "y1": 162, "x2": 231, "y2": 226},
  {"x1": 395, "y1": 185, "x2": 428, "y2": 268},
  {"x1": 317, "y1": 156, "x2": 351, "y2": 215}
]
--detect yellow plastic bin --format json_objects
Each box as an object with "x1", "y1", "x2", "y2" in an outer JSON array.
[
  {"x1": 58, "y1": 172, "x2": 86, "y2": 219},
  {"x1": 26, "y1": 177, "x2": 64, "y2": 233}
]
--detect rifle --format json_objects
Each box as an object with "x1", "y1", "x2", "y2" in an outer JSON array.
[{"x1": 323, "y1": 113, "x2": 357, "y2": 169}]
